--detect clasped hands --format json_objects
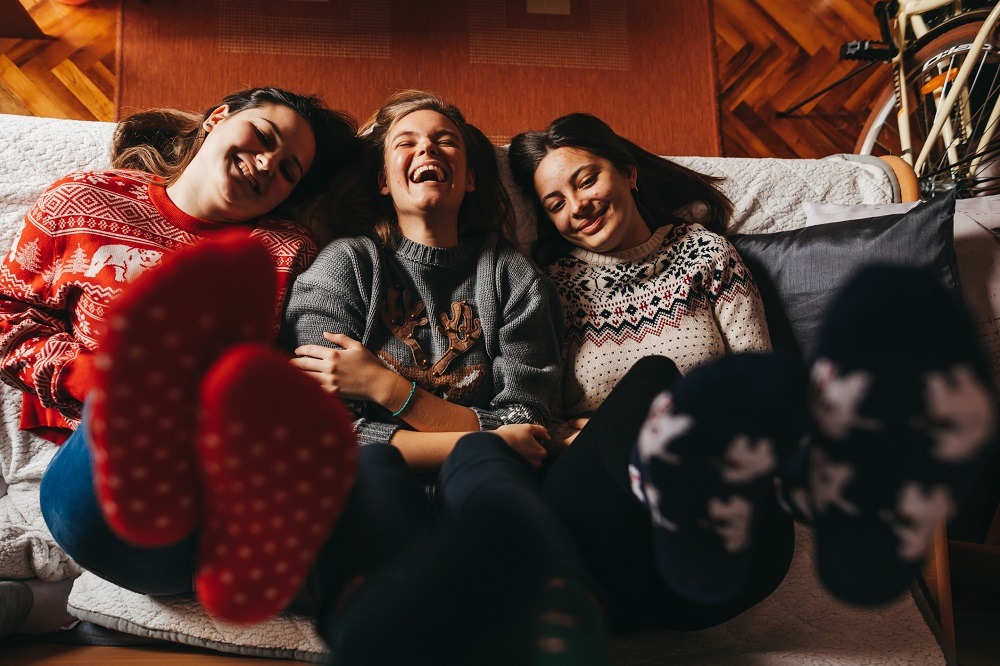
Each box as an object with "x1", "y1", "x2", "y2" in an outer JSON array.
[{"x1": 292, "y1": 332, "x2": 588, "y2": 467}]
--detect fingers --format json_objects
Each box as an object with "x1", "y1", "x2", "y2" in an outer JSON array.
[
  {"x1": 294, "y1": 343, "x2": 333, "y2": 360},
  {"x1": 323, "y1": 332, "x2": 359, "y2": 348},
  {"x1": 535, "y1": 425, "x2": 552, "y2": 442},
  {"x1": 528, "y1": 440, "x2": 548, "y2": 468},
  {"x1": 289, "y1": 358, "x2": 338, "y2": 394}
]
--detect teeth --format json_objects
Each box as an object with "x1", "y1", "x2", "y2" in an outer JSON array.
[
  {"x1": 410, "y1": 164, "x2": 445, "y2": 183},
  {"x1": 238, "y1": 160, "x2": 259, "y2": 192}
]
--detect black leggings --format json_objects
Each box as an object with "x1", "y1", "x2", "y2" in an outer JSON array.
[{"x1": 541, "y1": 356, "x2": 795, "y2": 633}]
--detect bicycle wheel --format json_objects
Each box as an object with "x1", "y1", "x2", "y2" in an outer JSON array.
[{"x1": 857, "y1": 20, "x2": 1000, "y2": 197}]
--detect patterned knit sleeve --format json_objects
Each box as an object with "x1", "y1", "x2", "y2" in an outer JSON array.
[
  {"x1": 0, "y1": 183, "x2": 93, "y2": 415},
  {"x1": 706, "y1": 236, "x2": 772, "y2": 354},
  {"x1": 281, "y1": 238, "x2": 395, "y2": 445},
  {"x1": 472, "y1": 253, "x2": 563, "y2": 430},
  {"x1": 250, "y1": 220, "x2": 318, "y2": 335}
]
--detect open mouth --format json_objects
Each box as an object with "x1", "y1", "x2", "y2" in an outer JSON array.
[
  {"x1": 409, "y1": 163, "x2": 446, "y2": 184},
  {"x1": 237, "y1": 159, "x2": 260, "y2": 193}
]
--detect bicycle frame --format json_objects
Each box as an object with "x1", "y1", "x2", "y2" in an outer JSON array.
[{"x1": 889, "y1": 0, "x2": 1000, "y2": 180}]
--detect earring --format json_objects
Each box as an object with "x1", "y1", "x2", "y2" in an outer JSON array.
[
  {"x1": 632, "y1": 185, "x2": 639, "y2": 193},
  {"x1": 204, "y1": 122, "x2": 214, "y2": 131}
]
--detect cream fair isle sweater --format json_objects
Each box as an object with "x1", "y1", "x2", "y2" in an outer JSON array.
[{"x1": 546, "y1": 222, "x2": 770, "y2": 421}]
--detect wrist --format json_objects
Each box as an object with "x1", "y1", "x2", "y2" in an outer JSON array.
[{"x1": 381, "y1": 373, "x2": 414, "y2": 412}]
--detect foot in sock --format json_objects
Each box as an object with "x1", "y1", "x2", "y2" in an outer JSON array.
[
  {"x1": 196, "y1": 343, "x2": 357, "y2": 623},
  {"x1": 324, "y1": 493, "x2": 600, "y2": 665},
  {"x1": 630, "y1": 352, "x2": 806, "y2": 604},
  {"x1": 89, "y1": 232, "x2": 277, "y2": 546},
  {"x1": 803, "y1": 265, "x2": 997, "y2": 605},
  {"x1": 528, "y1": 577, "x2": 611, "y2": 666}
]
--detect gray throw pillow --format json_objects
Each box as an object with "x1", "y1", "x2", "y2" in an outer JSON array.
[{"x1": 729, "y1": 190, "x2": 959, "y2": 360}]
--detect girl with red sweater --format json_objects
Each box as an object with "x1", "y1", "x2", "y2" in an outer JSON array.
[{"x1": 0, "y1": 88, "x2": 364, "y2": 624}]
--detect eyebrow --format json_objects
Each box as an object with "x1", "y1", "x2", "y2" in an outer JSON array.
[
  {"x1": 264, "y1": 118, "x2": 303, "y2": 174},
  {"x1": 541, "y1": 165, "x2": 590, "y2": 201}
]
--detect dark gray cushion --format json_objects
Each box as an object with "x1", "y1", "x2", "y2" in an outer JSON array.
[{"x1": 729, "y1": 190, "x2": 959, "y2": 359}]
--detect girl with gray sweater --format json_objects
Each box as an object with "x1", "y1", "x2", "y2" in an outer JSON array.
[{"x1": 283, "y1": 90, "x2": 608, "y2": 664}]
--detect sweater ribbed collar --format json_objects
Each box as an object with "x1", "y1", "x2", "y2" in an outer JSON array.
[
  {"x1": 390, "y1": 232, "x2": 484, "y2": 267},
  {"x1": 568, "y1": 224, "x2": 676, "y2": 266}
]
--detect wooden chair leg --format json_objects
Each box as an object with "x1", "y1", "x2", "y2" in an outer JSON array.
[{"x1": 923, "y1": 525, "x2": 956, "y2": 651}]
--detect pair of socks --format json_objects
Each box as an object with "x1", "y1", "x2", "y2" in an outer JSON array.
[
  {"x1": 88, "y1": 232, "x2": 357, "y2": 622},
  {"x1": 789, "y1": 265, "x2": 998, "y2": 605},
  {"x1": 633, "y1": 266, "x2": 998, "y2": 608},
  {"x1": 629, "y1": 352, "x2": 806, "y2": 604}
]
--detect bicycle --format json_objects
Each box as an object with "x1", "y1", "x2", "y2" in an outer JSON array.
[{"x1": 847, "y1": 0, "x2": 1000, "y2": 198}]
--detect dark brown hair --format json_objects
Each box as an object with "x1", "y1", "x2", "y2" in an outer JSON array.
[
  {"x1": 356, "y1": 89, "x2": 513, "y2": 244},
  {"x1": 112, "y1": 87, "x2": 360, "y2": 236},
  {"x1": 508, "y1": 113, "x2": 733, "y2": 266}
]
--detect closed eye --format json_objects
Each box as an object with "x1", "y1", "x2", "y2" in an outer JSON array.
[{"x1": 253, "y1": 124, "x2": 275, "y2": 148}]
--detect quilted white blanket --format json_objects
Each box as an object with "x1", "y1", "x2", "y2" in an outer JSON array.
[
  {"x1": 0, "y1": 115, "x2": 114, "y2": 582},
  {"x1": 1, "y1": 113, "x2": 943, "y2": 663}
]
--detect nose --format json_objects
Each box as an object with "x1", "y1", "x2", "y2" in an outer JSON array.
[
  {"x1": 569, "y1": 193, "x2": 592, "y2": 217},
  {"x1": 416, "y1": 137, "x2": 439, "y2": 156},
  {"x1": 256, "y1": 151, "x2": 275, "y2": 174}
]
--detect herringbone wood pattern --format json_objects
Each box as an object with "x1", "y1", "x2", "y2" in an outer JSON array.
[
  {"x1": 716, "y1": 0, "x2": 888, "y2": 157},
  {"x1": 0, "y1": 0, "x2": 116, "y2": 121},
  {"x1": 0, "y1": 0, "x2": 889, "y2": 158}
]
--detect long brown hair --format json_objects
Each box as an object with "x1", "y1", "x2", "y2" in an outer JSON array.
[
  {"x1": 357, "y1": 89, "x2": 513, "y2": 245},
  {"x1": 112, "y1": 87, "x2": 360, "y2": 237},
  {"x1": 508, "y1": 113, "x2": 733, "y2": 266}
]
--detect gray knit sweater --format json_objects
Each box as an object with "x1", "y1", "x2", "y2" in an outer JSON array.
[{"x1": 283, "y1": 232, "x2": 562, "y2": 446}]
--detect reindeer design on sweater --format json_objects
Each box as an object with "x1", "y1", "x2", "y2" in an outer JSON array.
[{"x1": 378, "y1": 286, "x2": 485, "y2": 401}]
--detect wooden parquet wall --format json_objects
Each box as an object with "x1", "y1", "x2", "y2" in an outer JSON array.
[
  {"x1": 717, "y1": 0, "x2": 888, "y2": 158},
  {"x1": 0, "y1": 0, "x2": 888, "y2": 159},
  {"x1": 0, "y1": 0, "x2": 116, "y2": 120}
]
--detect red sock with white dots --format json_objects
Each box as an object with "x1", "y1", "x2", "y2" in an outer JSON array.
[
  {"x1": 195, "y1": 343, "x2": 357, "y2": 623},
  {"x1": 89, "y1": 232, "x2": 277, "y2": 547}
]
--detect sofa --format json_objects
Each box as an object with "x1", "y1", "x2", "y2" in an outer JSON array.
[{"x1": 4, "y1": 112, "x2": 998, "y2": 663}]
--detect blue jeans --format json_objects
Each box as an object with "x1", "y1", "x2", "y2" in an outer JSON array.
[
  {"x1": 40, "y1": 405, "x2": 198, "y2": 596},
  {"x1": 39, "y1": 405, "x2": 433, "y2": 607}
]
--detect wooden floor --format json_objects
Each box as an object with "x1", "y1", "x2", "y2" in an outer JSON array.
[
  {"x1": 0, "y1": 641, "x2": 301, "y2": 664},
  {"x1": 0, "y1": 0, "x2": 887, "y2": 159}
]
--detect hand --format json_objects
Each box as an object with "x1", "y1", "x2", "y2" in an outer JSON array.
[
  {"x1": 291, "y1": 332, "x2": 392, "y2": 402},
  {"x1": 494, "y1": 423, "x2": 550, "y2": 468}
]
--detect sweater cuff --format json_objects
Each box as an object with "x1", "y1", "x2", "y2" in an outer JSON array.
[
  {"x1": 471, "y1": 407, "x2": 503, "y2": 431},
  {"x1": 59, "y1": 349, "x2": 96, "y2": 403},
  {"x1": 355, "y1": 419, "x2": 401, "y2": 447}
]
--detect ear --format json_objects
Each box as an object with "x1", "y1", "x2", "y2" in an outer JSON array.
[
  {"x1": 378, "y1": 170, "x2": 389, "y2": 196},
  {"x1": 204, "y1": 105, "x2": 230, "y2": 132},
  {"x1": 625, "y1": 164, "x2": 638, "y2": 190},
  {"x1": 465, "y1": 167, "x2": 476, "y2": 193}
]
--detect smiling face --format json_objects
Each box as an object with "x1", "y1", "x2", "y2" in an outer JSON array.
[
  {"x1": 378, "y1": 109, "x2": 476, "y2": 236},
  {"x1": 533, "y1": 146, "x2": 650, "y2": 254},
  {"x1": 183, "y1": 103, "x2": 316, "y2": 223}
]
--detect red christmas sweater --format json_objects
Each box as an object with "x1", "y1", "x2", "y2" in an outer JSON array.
[{"x1": 0, "y1": 170, "x2": 318, "y2": 444}]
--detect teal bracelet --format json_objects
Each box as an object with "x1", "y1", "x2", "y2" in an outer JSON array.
[{"x1": 392, "y1": 381, "x2": 418, "y2": 418}]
